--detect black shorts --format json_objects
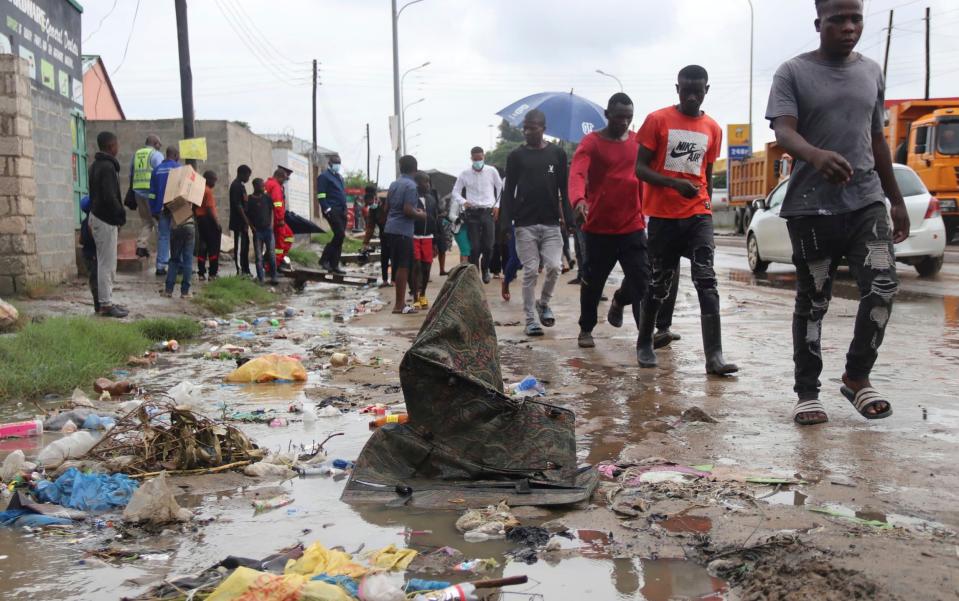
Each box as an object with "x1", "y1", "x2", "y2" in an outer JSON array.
[{"x1": 384, "y1": 233, "x2": 414, "y2": 270}]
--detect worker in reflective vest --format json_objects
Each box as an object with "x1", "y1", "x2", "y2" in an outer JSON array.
[
  {"x1": 129, "y1": 135, "x2": 163, "y2": 257},
  {"x1": 265, "y1": 166, "x2": 294, "y2": 272}
]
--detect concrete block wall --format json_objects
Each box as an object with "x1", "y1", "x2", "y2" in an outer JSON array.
[
  {"x1": 0, "y1": 56, "x2": 40, "y2": 294},
  {"x1": 31, "y1": 93, "x2": 76, "y2": 280},
  {"x1": 86, "y1": 120, "x2": 275, "y2": 240}
]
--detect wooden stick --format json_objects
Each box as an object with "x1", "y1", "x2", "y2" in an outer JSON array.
[
  {"x1": 129, "y1": 460, "x2": 253, "y2": 479},
  {"x1": 472, "y1": 576, "x2": 528, "y2": 588}
]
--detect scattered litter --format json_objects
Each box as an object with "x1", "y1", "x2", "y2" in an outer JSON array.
[
  {"x1": 36, "y1": 431, "x2": 97, "y2": 468},
  {"x1": 168, "y1": 381, "x2": 204, "y2": 406},
  {"x1": 508, "y1": 376, "x2": 545, "y2": 397},
  {"x1": 317, "y1": 406, "x2": 341, "y2": 418},
  {"x1": 225, "y1": 354, "x2": 307, "y2": 383},
  {"x1": 0, "y1": 297, "x2": 19, "y2": 328},
  {"x1": 680, "y1": 406, "x2": 718, "y2": 424},
  {"x1": 1, "y1": 450, "x2": 29, "y2": 481},
  {"x1": 330, "y1": 352, "x2": 350, "y2": 367},
  {"x1": 0, "y1": 417, "x2": 44, "y2": 439},
  {"x1": 253, "y1": 494, "x2": 294, "y2": 513},
  {"x1": 122, "y1": 471, "x2": 192, "y2": 524},
  {"x1": 456, "y1": 501, "x2": 519, "y2": 541},
  {"x1": 126, "y1": 352, "x2": 158, "y2": 367}
]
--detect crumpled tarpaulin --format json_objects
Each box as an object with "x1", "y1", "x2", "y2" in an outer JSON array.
[
  {"x1": 284, "y1": 542, "x2": 367, "y2": 579},
  {"x1": 225, "y1": 354, "x2": 307, "y2": 383},
  {"x1": 206, "y1": 566, "x2": 353, "y2": 601},
  {"x1": 0, "y1": 509, "x2": 73, "y2": 528},
  {"x1": 343, "y1": 264, "x2": 598, "y2": 508},
  {"x1": 34, "y1": 467, "x2": 138, "y2": 512},
  {"x1": 369, "y1": 544, "x2": 418, "y2": 571}
]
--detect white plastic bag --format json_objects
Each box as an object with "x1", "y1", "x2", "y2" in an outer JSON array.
[
  {"x1": 0, "y1": 298, "x2": 18, "y2": 329},
  {"x1": 1, "y1": 449, "x2": 25, "y2": 481},
  {"x1": 37, "y1": 431, "x2": 97, "y2": 468},
  {"x1": 168, "y1": 381, "x2": 204, "y2": 408},
  {"x1": 358, "y1": 573, "x2": 405, "y2": 601},
  {"x1": 122, "y1": 471, "x2": 192, "y2": 524}
]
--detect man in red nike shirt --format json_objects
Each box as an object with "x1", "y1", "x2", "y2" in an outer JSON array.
[
  {"x1": 635, "y1": 64, "x2": 738, "y2": 375},
  {"x1": 569, "y1": 93, "x2": 649, "y2": 351}
]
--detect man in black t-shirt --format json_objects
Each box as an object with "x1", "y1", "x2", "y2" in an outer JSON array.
[
  {"x1": 229, "y1": 165, "x2": 253, "y2": 277},
  {"x1": 500, "y1": 109, "x2": 574, "y2": 337},
  {"x1": 246, "y1": 178, "x2": 279, "y2": 286}
]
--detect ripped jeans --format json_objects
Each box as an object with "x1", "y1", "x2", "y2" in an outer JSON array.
[
  {"x1": 787, "y1": 202, "x2": 898, "y2": 400},
  {"x1": 647, "y1": 215, "x2": 720, "y2": 316}
]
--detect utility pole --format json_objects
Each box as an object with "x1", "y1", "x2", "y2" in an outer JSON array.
[
  {"x1": 312, "y1": 59, "x2": 318, "y2": 162},
  {"x1": 747, "y1": 0, "x2": 753, "y2": 152},
  {"x1": 366, "y1": 123, "x2": 371, "y2": 181},
  {"x1": 924, "y1": 6, "x2": 931, "y2": 100},
  {"x1": 883, "y1": 10, "x2": 893, "y2": 81},
  {"x1": 376, "y1": 155, "x2": 381, "y2": 186},
  {"x1": 174, "y1": 0, "x2": 196, "y2": 167},
  {"x1": 391, "y1": 0, "x2": 401, "y2": 177}
]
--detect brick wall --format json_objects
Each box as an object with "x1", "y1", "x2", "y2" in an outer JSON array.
[{"x1": 31, "y1": 92, "x2": 76, "y2": 280}]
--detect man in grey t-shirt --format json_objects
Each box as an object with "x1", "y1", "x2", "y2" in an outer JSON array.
[{"x1": 765, "y1": 0, "x2": 909, "y2": 426}]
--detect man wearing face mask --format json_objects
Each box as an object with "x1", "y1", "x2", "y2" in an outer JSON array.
[
  {"x1": 451, "y1": 146, "x2": 503, "y2": 283},
  {"x1": 318, "y1": 155, "x2": 348, "y2": 275}
]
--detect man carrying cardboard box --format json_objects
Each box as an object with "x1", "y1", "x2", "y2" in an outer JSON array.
[
  {"x1": 159, "y1": 164, "x2": 205, "y2": 298},
  {"x1": 149, "y1": 147, "x2": 181, "y2": 276}
]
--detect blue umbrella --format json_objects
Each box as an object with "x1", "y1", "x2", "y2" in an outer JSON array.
[{"x1": 496, "y1": 91, "x2": 607, "y2": 143}]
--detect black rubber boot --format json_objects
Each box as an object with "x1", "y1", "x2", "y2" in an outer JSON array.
[
  {"x1": 653, "y1": 329, "x2": 681, "y2": 349},
  {"x1": 702, "y1": 313, "x2": 739, "y2": 375},
  {"x1": 636, "y1": 300, "x2": 659, "y2": 368}
]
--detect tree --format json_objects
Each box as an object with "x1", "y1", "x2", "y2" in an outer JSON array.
[
  {"x1": 484, "y1": 119, "x2": 580, "y2": 173},
  {"x1": 344, "y1": 169, "x2": 372, "y2": 190}
]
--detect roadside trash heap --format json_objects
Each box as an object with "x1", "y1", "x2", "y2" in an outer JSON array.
[{"x1": 132, "y1": 540, "x2": 528, "y2": 601}]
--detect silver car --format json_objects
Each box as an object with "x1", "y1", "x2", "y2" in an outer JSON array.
[{"x1": 746, "y1": 164, "x2": 947, "y2": 277}]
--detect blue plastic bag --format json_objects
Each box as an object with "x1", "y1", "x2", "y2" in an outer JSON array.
[
  {"x1": 0, "y1": 509, "x2": 73, "y2": 528},
  {"x1": 34, "y1": 468, "x2": 138, "y2": 512}
]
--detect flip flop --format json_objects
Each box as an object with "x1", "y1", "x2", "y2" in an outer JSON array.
[
  {"x1": 525, "y1": 322, "x2": 544, "y2": 337},
  {"x1": 840, "y1": 386, "x2": 893, "y2": 420},
  {"x1": 793, "y1": 400, "x2": 828, "y2": 425},
  {"x1": 536, "y1": 302, "x2": 556, "y2": 327}
]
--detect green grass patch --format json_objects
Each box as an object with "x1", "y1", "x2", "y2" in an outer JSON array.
[
  {"x1": 0, "y1": 316, "x2": 205, "y2": 400},
  {"x1": 135, "y1": 317, "x2": 203, "y2": 342},
  {"x1": 0, "y1": 317, "x2": 150, "y2": 400},
  {"x1": 194, "y1": 276, "x2": 276, "y2": 315},
  {"x1": 311, "y1": 232, "x2": 364, "y2": 254},
  {"x1": 287, "y1": 246, "x2": 319, "y2": 266}
]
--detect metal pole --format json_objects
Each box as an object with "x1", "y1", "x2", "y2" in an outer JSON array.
[
  {"x1": 747, "y1": 0, "x2": 754, "y2": 152},
  {"x1": 312, "y1": 59, "x2": 318, "y2": 160},
  {"x1": 376, "y1": 155, "x2": 381, "y2": 185},
  {"x1": 174, "y1": 0, "x2": 196, "y2": 167},
  {"x1": 366, "y1": 123, "x2": 371, "y2": 181},
  {"x1": 595, "y1": 69, "x2": 623, "y2": 92},
  {"x1": 924, "y1": 6, "x2": 931, "y2": 100},
  {"x1": 883, "y1": 10, "x2": 894, "y2": 81},
  {"x1": 402, "y1": 98, "x2": 424, "y2": 155},
  {"x1": 391, "y1": 0, "x2": 401, "y2": 176}
]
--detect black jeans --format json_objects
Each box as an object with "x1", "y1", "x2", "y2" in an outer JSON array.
[
  {"x1": 84, "y1": 255, "x2": 99, "y2": 311},
  {"x1": 232, "y1": 227, "x2": 251, "y2": 275},
  {"x1": 647, "y1": 215, "x2": 719, "y2": 316},
  {"x1": 572, "y1": 226, "x2": 586, "y2": 279},
  {"x1": 196, "y1": 216, "x2": 221, "y2": 278},
  {"x1": 579, "y1": 230, "x2": 650, "y2": 333},
  {"x1": 464, "y1": 208, "x2": 495, "y2": 275},
  {"x1": 787, "y1": 202, "x2": 898, "y2": 400},
  {"x1": 613, "y1": 263, "x2": 681, "y2": 330},
  {"x1": 320, "y1": 208, "x2": 347, "y2": 269}
]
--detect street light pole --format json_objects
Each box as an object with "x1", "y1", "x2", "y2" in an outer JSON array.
[
  {"x1": 391, "y1": 0, "x2": 425, "y2": 177},
  {"x1": 400, "y1": 61, "x2": 430, "y2": 154},
  {"x1": 595, "y1": 69, "x2": 623, "y2": 92},
  {"x1": 746, "y1": 0, "x2": 754, "y2": 152},
  {"x1": 402, "y1": 98, "x2": 425, "y2": 154}
]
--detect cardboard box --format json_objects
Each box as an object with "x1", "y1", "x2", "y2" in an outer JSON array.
[{"x1": 162, "y1": 165, "x2": 205, "y2": 226}]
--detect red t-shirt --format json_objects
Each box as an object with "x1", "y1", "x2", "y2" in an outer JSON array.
[
  {"x1": 637, "y1": 106, "x2": 721, "y2": 219},
  {"x1": 195, "y1": 186, "x2": 218, "y2": 220},
  {"x1": 568, "y1": 131, "x2": 645, "y2": 234}
]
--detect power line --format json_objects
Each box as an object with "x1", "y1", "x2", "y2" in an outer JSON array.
[
  {"x1": 83, "y1": 0, "x2": 118, "y2": 43},
  {"x1": 225, "y1": 0, "x2": 301, "y2": 65},
  {"x1": 212, "y1": 0, "x2": 306, "y2": 86},
  {"x1": 110, "y1": 0, "x2": 141, "y2": 76},
  {"x1": 216, "y1": 0, "x2": 302, "y2": 79}
]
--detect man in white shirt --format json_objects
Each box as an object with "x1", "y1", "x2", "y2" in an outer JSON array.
[{"x1": 451, "y1": 146, "x2": 503, "y2": 283}]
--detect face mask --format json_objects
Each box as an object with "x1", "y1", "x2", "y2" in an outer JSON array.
[
  {"x1": 472, "y1": 160, "x2": 484, "y2": 170},
  {"x1": 331, "y1": 163, "x2": 342, "y2": 174}
]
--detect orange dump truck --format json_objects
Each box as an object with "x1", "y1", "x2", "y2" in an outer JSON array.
[
  {"x1": 885, "y1": 98, "x2": 959, "y2": 241},
  {"x1": 728, "y1": 141, "x2": 792, "y2": 234}
]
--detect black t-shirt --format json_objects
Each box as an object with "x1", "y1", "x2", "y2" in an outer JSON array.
[
  {"x1": 246, "y1": 192, "x2": 273, "y2": 231},
  {"x1": 229, "y1": 178, "x2": 248, "y2": 230},
  {"x1": 501, "y1": 143, "x2": 572, "y2": 228}
]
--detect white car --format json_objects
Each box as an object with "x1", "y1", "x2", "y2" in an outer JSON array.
[{"x1": 746, "y1": 164, "x2": 947, "y2": 277}]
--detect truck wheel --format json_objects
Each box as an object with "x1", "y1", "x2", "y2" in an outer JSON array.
[
  {"x1": 915, "y1": 255, "x2": 943, "y2": 277},
  {"x1": 742, "y1": 207, "x2": 753, "y2": 233},
  {"x1": 747, "y1": 234, "x2": 769, "y2": 274}
]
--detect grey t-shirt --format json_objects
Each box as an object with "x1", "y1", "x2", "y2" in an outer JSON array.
[
  {"x1": 384, "y1": 175, "x2": 418, "y2": 237},
  {"x1": 765, "y1": 52, "x2": 886, "y2": 217}
]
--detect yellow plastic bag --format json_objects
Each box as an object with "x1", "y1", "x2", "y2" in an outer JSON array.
[
  {"x1": 284, "y1": 542, "x2": 367, "y2": 579},
  {"x1": 368, "y1": 544, "x2": 418, "y2": 571},
  {"x1": 225, "y1": 354, "x2": 308, "y2": 383},
  {"x1": 206, "y1": 566, "x2": 353, "y2": 601}
]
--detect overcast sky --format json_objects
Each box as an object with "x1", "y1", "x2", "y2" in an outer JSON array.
[{"x1": 81, "y1": 0, "x2": 959, "y2": 180}]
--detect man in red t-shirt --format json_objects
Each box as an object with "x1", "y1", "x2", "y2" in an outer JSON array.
[
  {"x1": 569, "y1": 93, "x2": 649, "y2": 351},
  {"x1": 635, "y1": 65, "x2": 738, "y2": 375},
  {"x1": 265, "y1": 167, "x2": 294, "y2": 272}
]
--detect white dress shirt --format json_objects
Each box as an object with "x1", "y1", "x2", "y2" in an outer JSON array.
[{"x1": 451, "y1": 165, "x2": 502, "y2": 209}]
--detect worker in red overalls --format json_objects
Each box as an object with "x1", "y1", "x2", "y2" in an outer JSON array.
[{"x1": 264, "y1": 166, "x2": 294, "y2": 272}]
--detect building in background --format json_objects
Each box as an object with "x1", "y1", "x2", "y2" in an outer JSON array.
[
  {"x1": 81, "y1": 55, "x2": 124, "y2": 120},
  {"x1": 0, "y1": 0, "x2": 84, "y2": 295},
  {"x1": 271, "y1": 146, "x2": 311, "y2": 217},
  {"x1": 85, "y1": 119, "x2": 276, "y2": 241},
  {"x1": 260, "y1": 133, "x2": 338, "y2": 220}
]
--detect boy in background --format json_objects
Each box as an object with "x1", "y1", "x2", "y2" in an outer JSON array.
[
  {"x1": 411, "y1": 172, "x2": 439, "y2": 309},
  {"x1": 247, "y1": 178, "x2": 279, "y2": 286}
]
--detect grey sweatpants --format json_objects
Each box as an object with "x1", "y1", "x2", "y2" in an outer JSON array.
[
  {"x1": 135, "y1": 193, "x2": 155, "y2": 250},
  {"x1": 514, "y1": 224, "x2": 563, "y2": 325},
  {"x1": 89, "y1": 213, "x2": 118, "y2": 307}
]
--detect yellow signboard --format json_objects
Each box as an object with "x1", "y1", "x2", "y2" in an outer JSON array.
[
  {"x1": 727, "y1": 124, "x2": 751, "y2": 147},
  {"x1": 179, "y1": 137, "x2": 208, "y2": 161}
]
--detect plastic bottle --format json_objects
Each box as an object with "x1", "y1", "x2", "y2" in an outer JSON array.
[
  {"x1": 369, "y1": 414, "x2": 409, "y2": 430},
  {"x1": 462, "y1": 531, "x2": 501, "y2": 543},
  {"x1": 284, "y1": 307, "x2": 296, "y2": 318},
  {"x1": 268, "y1": 418, "x2": 288, "y2": 428},
  {"x1": 252, "y1": 317, "x2": 268, "y2": 326},
  {"x1": 156, "y1": 339, "x2": 179, "y2": 352},
  {"x1": 0, "y1": 418, "x2": 44, "y2": 439},
  {"x1": 269, "y1": 318, "x2": 281, "y2": 327},
  {"x1": 36, "y1": 431, "x2": 96, "y2": 467},
  {"x1": 252, "y1": 495, "x2": 294, "y2": 511},
  {"x1": 515, "y1": 376, "x2": 538, "y2": 391},
  {"x1": 294, "y1": 462, "x2": 343, "y2": 477},
  {"x1": 332, "y1": 459, "x2": 354, "y2": 470}
]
